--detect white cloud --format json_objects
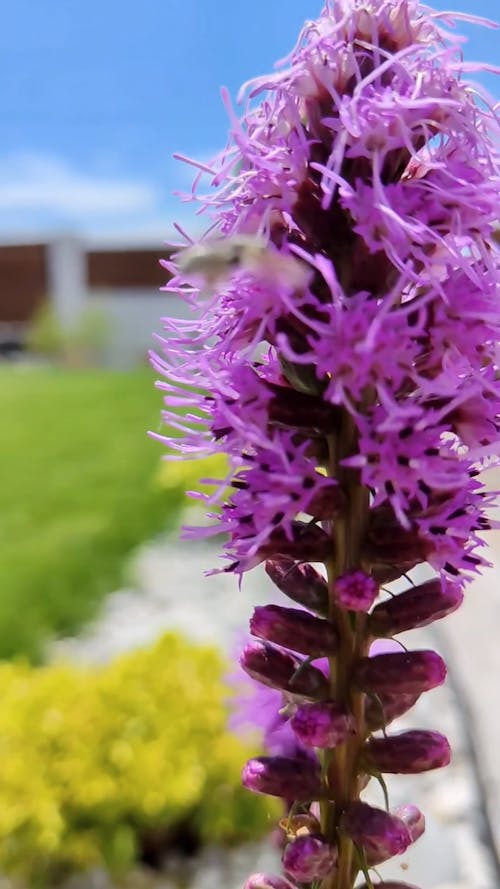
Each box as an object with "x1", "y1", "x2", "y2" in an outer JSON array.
[{"x1": 0, "y1": 153, "x2": 158, "y2": 215}]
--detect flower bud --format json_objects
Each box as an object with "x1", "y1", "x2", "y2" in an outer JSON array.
[
  {"x1": 244, "y1": 875, "x2": 296, "y2": 889},
  {"x1": 242, "y1": 756, "x2": 323, "y2": 801},
  {"x1": 365, "y1": 691, "x2": 421, "y2": 730},
  {"x1": 250, "y1": 605, "x2": 338, "y2": 657},
  {"x1": 265, "y1": 559, "x2": 329, "y2": 614},
  {"x1": 279, "y1": 812, "x2": 321, "y2": 840},
  {"x1": 267, "y1": 383, "x2": 341, "y2": 435},
  {"x1": 352, "y1": 650, "x2": 446, "y2": 696},
  {"x1": 368, "y1": 579, "x2": 463, "y2": 636},
  {"x1": 341, "y1": 801, "x2": 411, "y2": 860},
  {"x1": 357, "y1": 883, "x2": 421, "y2": 889},
  {"x1": 305, "y1": 483, "x2": 345, "y2": 521},
  {"x1": 363, "y1": 804, "x2": 424, "y2": 867},
  {"x1": 334, "y1": 570, "x2": 378, "y2": 611},
  {"x1": 394, "y1": 804, "x2": 426, "y2": 843},
  {"x1": 364, "y1": 730, "x2": 451, "y2": 774},
  {"x1": 283, "y1": 834, "x2": 337, "y2": 882},
  {"x1": 291, "y1": 701, "x2": 355, "y2": 748},
  {"x1": 260, "y1": 522, "x2": 332, "y2": 563},
  {"x1": 240, "y1": 640, "x2": 329, "y2": 698}
]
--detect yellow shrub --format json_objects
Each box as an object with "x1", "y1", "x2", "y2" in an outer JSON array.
[
  {"x1": 0, "y1": 635, "x2": 277, "y2": 884},
  {"x1": 155, "y1": 454, "x2": 230, "y2": 509}
]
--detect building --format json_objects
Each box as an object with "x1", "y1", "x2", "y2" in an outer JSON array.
[{"x1": 0, "y1": 236, "x2": 180, "y2": 365}]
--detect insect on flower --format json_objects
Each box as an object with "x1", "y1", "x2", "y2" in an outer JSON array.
[{"x1": 176, "y1": 234, "x2": 311, "y2": 289}]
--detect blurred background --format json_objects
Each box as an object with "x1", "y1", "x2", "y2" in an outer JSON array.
[{"x1": 1, "y1": 1, "x2": 499, "y2": 887}]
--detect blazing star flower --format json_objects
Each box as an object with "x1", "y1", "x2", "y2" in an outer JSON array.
[{"x1": 152, "y1": 1, "x2": 500, "y2": 887}]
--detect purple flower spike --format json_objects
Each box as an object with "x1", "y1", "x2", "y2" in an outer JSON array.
[
  {"x1": 240, "y1": 640, "x2": 329, "y2": 699},
  {"x1": 364, "y1": 730, "x2": 451, "y2": 774},
  {"x1": 335, "y1": 570, "x2": 379, "y2": 612},
  {"x1": 152, "y1": 0, "x2": 500, "y2": 884},
  {"x1": 369, "y1": 579, "x2": 464, "y2": 636},
  {"x1": 342, "y1": 801, "x2": 411, "y2": 860},
  {"x1": 244, "y1": 875, "x2": 296, "y2": 889},
  {"x1": 265, "y1": 559, "x2": 329, "y2": 615},
  {"x1": 291, "y1": 701, "x2": 355, "y2": 748},
  {"x1": 282, "y1": 834, "x2": 338, "y2": 882},
  {"x1": 353, "y1": 650, "x2": 447, "y2": 696},
  {"x1": 242, "y1": 756, "x2": 323, "y2": 801},
  {"x1": 250, "y1": 604, "x2": 338, "y2": 657}
]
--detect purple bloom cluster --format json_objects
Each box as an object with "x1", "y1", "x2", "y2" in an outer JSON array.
[{"x1": 151, "y1": 1, "x2": 500, "y2": 887}]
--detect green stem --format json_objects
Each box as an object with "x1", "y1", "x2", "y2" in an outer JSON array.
[{"x1": 320, "y1": 415, "x2": 370, "y2": 889}]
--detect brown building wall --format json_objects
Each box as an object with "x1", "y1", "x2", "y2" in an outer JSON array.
[
  {"x1": 0, "y1": 244, "x2": 47, "y2": 323},
  {"x1": 86, "y1": 248, "x2": 169, "y2": 290}
]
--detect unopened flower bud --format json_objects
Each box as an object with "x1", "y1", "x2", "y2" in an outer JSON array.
[
  {"x1": 259, "y1": 522, "x2": 332, "y2": 563},
  {"x1": 305, "y1": 483, "x2": 345, "y2": 520},
  {"x1": 364, "y1": 804, "x2": 425, "y2": 866},
  {"x1": 394, "y1": 805, "x2": 426, "y2": 843},
  {"x1": 242, "y1": 756, "x2": 323, "y2": 801},
  {"x1": 342, "y1": 801, "x2": 411, "y2": 860},
  {"x1": 244, "y1": 874, "x2": 296, "y2": 889},
  {"x1": 267, "y1": 383, "x2": 341, "y2": 435},
  {"x1": 265, "y1": 559, "x2": 328, "y2": 614},
  {"x1": 291, "y1": 701, "x2": 355, "y2": 748},
  {"x1": 240, "y1": 640, "x2": 329, "y2": 698},
  {"x1": 334, "y1": 569, "x2": 378, "y2": 611},
  {"x1": 279, "y1": 812, "x2": 321, "y2": 840},
  {"x1": 250, "y1": 605, "x2": 338, "y2": 657},
  {"x1": 357, "y1": 883, "x2": 421, "y2": 889},
  {"x1": 365, "y1": 691, "x2": 421, "y2": 730},
  {"x1": 353, "y1": 650, "x2": 447, "y2": 696},
  {"x1": 283, "y1": 834, "x2": 337, "y2": 881},
  {"x1": 368, "y1": 579, "x2": 463, "y2": 636},
  {"x1": 364, "y1": 730, "x2": 451, "y2": 773}
]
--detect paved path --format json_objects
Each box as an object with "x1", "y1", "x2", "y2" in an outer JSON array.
[{"x1": 51, "y1": 534, "x2": 500, "y2": 889}]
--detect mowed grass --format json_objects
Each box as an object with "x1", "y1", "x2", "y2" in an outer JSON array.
[{"x1": 0, "y1": 365, "x2": 184, "y2": 661}]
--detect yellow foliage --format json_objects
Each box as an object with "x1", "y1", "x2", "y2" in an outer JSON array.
[
  {"x1": 155, "y1": 454, "x2": 230, "y2": 507},
  {"x1": 0, "y1": 635, "x2": 277, "y2": 884}
]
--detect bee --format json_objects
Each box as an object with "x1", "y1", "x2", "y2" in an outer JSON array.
[{"x1": 176, "y1": 234, "x2": 311, "y2": 289}]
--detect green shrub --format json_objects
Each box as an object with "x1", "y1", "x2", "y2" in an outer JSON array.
[
  {"x1": 26, "y1": 303, "x2": 110, "y2": 366},
  {"x1": 0, "y1": 367, "x2": 211, "y2": 661},
  {"x1": 0, "y1": 632, "x2": 276, "y2": 884}
]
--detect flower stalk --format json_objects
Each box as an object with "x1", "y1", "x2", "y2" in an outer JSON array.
[{"x1": 152, "y1": 1, "x2": 500, "y2": 887}]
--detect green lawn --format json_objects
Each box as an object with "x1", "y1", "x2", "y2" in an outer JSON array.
[{"x1": 0, "y1": 365, "x2": 184, "y2": 661}]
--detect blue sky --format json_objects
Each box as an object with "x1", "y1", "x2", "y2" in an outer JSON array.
[{"x1": 1, "y1": 0, "x2": 499, "y2": 242}]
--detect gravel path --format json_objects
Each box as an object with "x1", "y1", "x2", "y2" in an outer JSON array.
[{"x1": 50, "y1": 535, "x2": 499, "y2": 889}]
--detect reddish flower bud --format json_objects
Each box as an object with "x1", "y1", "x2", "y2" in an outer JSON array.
[
  {"x1": 242, "y1": 756, "x2": 323, "y2": 801},
  {"x1": 240, "y1": 640, "x2": 329, "y2": 699},
  {"x1": 368, "y1": 579, "x2": 463, "y2": 636},
  {"x1": 279, "y1": 812, "x2": 321, "y2": 840},
  {"x1": 244, "y1": 875, "x2": 296, "y2": 889},
  {"x1": 305, "y1": 483, "x2": 345, "y2": 520},
  {"x1": 259, "y1": 522, "x2": 332, "y2": 563},
  {"x1": 335, "y1": 570, "x2": 378, "y2": 611},
  {"x1": 364, "y1": 730, "x2": 451, "y2": 773},
  {"x1": 283, "y1": 834, "x2": 337, "y2": 881},
  {"x1": 291, "y1": 701, "x2": 355, "y2": 748},
  {"x1": 365, "y1": 691, "x2": 421, "y2": 730},
  {"x1": 394, "y1": 804, "x2": 426, "y2": 844},
  {"x1": 352, "y1": 650, "x2": 447, "y2": 696},
  {"x1": 265, "y1": 559, "x2": 329, "y2": 614},
  {"x1": 342, "y1": 801, "x2": 411, "y2": 860},
  {"x1": 357, "y1": 883, "x2": 421, "y2": 889},
  {"x1": 267, "y1": 383, "x2": 341, "y2": 435},
  {"x1": 250, "y1": 604, "x2": 338, "y2": 657}
]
